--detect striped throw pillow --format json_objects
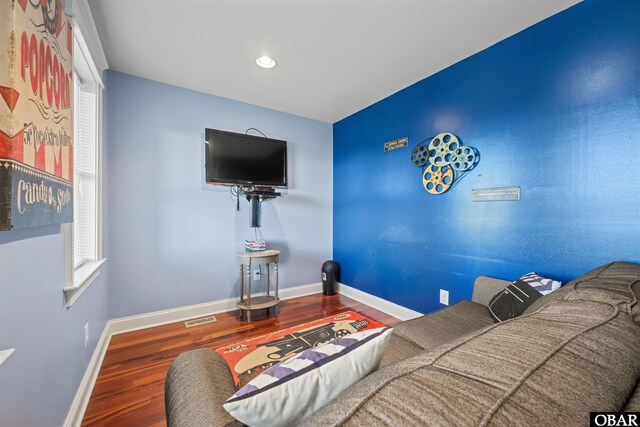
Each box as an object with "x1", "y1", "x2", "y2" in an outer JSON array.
[
  {"x1": 519, "y1": 272, "x2": 562, "y2": 295},
  {"x1": 224, "y1": 327, "x2": 392, "y2": 426}
]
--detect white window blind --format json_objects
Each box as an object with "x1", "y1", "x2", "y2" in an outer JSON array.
[
  {"x1": 73, "y1": 73, "x2": 97, "y2": 269},
  {"x1": 62, "y1": 12, "x2": 105, "y2": 308}
]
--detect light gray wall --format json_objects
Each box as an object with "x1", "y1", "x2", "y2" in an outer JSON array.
[
  {"x1": 0, "y1": 8, "x2": 110, "y2": 419},
  {"x1": 105, "y1": 71, "x2": 333, "y2": 319},
  {"x1": 0, "y1": 219, "x2": 109, "y2": 427}
]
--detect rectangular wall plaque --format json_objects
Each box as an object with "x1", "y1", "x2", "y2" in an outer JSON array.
[
  {"x1": 384, "y1": 137, "x2": 408, "y2": 152},
  {"x1": 472, "y1": 186, "x2": 521, "y2": 202}
]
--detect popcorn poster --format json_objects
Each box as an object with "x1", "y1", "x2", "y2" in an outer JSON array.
[{"x1": 0, "y1": 0, "x2": 73, "y2": 230}]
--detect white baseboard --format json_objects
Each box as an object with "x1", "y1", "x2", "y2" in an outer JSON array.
[
  {"x1": 63, "y1": 280, "x2": 418, "y2": 426},
  {"x1": 109, "y1": 282, "x2": 324, "y2": 335},
  {"x1": 338, "y1": 282, "x2": 423, "y2": 321},
  {"x1": 278, "y1": 282, "x2": 323, "y2": 299},
  {"x1": 108, "y1": 297, "x2": 238, "y2": 335},
  {"x1": 63, "y1": 322, "x2": 112, "y2": 427}
]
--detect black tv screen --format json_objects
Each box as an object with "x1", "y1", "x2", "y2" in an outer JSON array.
[{"x1": 205, "y1": 128, "x2": 287, "y2": 187}]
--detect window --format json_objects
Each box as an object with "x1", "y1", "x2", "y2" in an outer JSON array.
[
  {"x1": 73, "y1": 72, "x2": 97, "y2": 269},
  {"x1": 62, "y1": 27, "x2": 105, "y2": 307}
]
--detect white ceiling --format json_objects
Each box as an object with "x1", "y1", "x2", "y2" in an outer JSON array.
[{"x1": 88, "y1": 0, "x2": 579, "y2": 123}]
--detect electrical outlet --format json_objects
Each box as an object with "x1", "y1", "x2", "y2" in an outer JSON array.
[
  {"x1": 439, "y1": 289, "x2": 449, "y2": 306},
  {"x1": 84, "y1": 323, "x2": 89, "y2": 348},
  {"x1": 253, "y1": 269, "x2": 261, "y2": 281}
]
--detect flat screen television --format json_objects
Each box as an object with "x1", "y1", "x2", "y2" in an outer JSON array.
[{"x1": 205, "y1": 128, "x2": 287, "y2": 187}]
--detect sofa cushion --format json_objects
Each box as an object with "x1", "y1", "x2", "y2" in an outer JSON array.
[
  {"x1": 471, "y1": 276, "x2": 511, "y2": 306},
  {"x1": 378, "y1": 331, "x2": 424, "y2": 369},
  {"x1": 524, "y1": 262, "x2": 640, "y2": 318},
  {"x1": 392, "y1": 300, "x2": 494, "y2": 350},
  {"x1": 301, "y1": 298, "x2": 640, "y2": 426},
  {"x1": 625, "y1": 383, "x2": 640, "y2": 412}
]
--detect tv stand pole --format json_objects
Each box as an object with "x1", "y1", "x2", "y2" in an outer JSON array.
[
  {"x1": 249, "y1": 195, "x2": 261, "y2": 228},
  {"x1": 241, "y1": 187, "x2": 281, "y2": 228}
]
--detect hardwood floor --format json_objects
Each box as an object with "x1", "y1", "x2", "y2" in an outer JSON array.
[{"x1": 81, "y1": 293, "x2": 399, "y2": 427}]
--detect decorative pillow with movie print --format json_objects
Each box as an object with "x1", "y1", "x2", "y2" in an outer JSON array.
[
  {"x1": 224, "y1": 327, "x2": 392, "y2": 427},
  {"x1": 488, "y1": 272, "x2": 562, "y2": 322}
]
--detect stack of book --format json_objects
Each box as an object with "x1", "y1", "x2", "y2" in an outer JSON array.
[{"x1": 244, "y1": 240, "x2": 266, "y2": 252}]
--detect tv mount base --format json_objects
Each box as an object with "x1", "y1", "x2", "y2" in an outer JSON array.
[
  {"x1": 240, "y1": 186, "x2": 281, "y2": 199},
  {"x1": 239, "y1": 186, "x2": 282, "y2": 228}
]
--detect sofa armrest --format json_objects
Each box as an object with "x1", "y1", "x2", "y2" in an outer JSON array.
[
  {"x1": 165, "y1": 348, "x2": 240, "y2": 427},
  {"x1": 471, "y1": 275, "x2": 510, "y2": 306}
]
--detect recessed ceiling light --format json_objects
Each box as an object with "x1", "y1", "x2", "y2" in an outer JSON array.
[{"x1": 256, "y1": 56, "x2": 277, "y2": 69}]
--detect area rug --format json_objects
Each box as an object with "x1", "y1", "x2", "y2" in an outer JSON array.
[{"x1": 216, "y1": 311, "x2": 384, "y2": 386}]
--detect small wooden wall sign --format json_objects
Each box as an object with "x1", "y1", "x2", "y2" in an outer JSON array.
[{"x1": 0, "y1": 0, "x2": 74, "y2": 230}]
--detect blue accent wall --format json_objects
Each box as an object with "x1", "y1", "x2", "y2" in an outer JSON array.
[{"x1": 333, "y1": 0, "x2": 640, "y2": 314}]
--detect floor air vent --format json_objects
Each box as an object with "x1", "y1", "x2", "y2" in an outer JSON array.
[{"x1": 185, "y1": 316, "x2": 217, "y2": 328}]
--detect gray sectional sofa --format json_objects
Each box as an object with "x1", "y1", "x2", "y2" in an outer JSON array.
[{"x1": 165, "y1": 262, "x2": 640, "y2": 426}]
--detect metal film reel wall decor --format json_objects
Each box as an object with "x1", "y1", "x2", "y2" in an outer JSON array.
[
  {"x1": 451, "y1": 146, "x2": 476, "y2": 172},
  {"x1": 409, "y1": 132, "x2": 478, "y2": 195},
  {"x1": 410, "y1": 144, "x2": 429, "y2": 167},
  {"x1": 422, "y1": 164, "x2": 453, "y2": 195},
  {"x1": 428, "y1": 133, "x2": 459, "y2": 167}
]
